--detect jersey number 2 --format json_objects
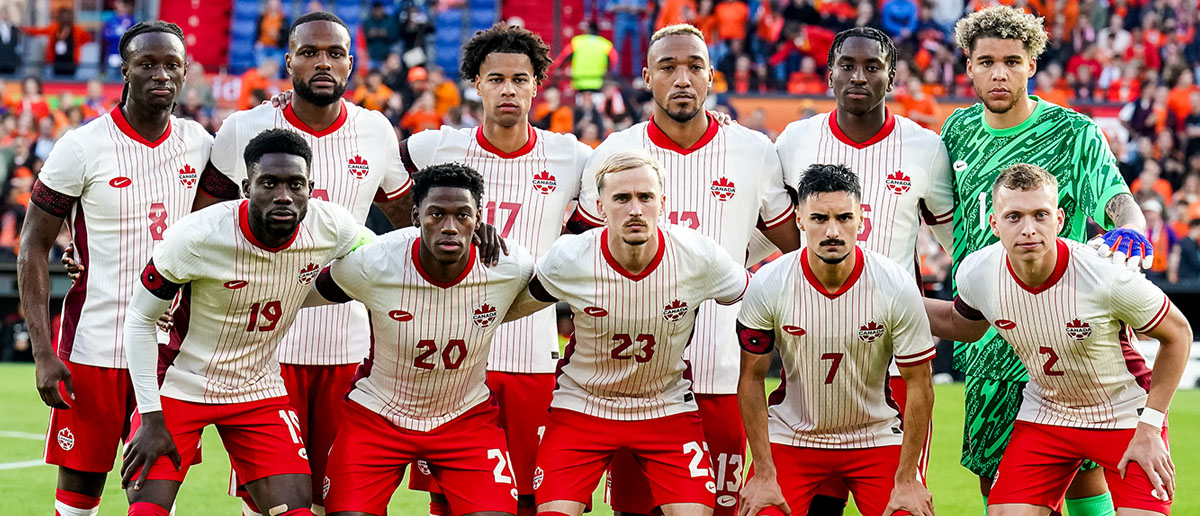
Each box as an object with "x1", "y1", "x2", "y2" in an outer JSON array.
[
  {"x1": 1038, "y1": 346, "x2": 1065, "y2": 377},
  {"x1": 413, "y1": 339, "x2": 468, "y2": 370},
  {"x1": 611, "y1": 333, "x2": 656, "y2": 362}
]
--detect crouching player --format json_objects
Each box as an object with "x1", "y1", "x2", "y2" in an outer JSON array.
[
  {"x1": 926, "y1": 164, "x2": 1191, "y2": 516},
  {"x1": 311, "y1": 163, "x2": 549, "y2": 516},
  {"x1": 736, "y1": 164, "x2": 935, "y2": 516}
]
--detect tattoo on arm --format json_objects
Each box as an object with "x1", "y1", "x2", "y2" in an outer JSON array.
[{"x1": 1105, "y1": 193, "x2": 1146, "y2": 230}]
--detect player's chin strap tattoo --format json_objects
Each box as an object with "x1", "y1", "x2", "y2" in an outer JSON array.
[{"x1": 1087, "y1": 193, "x2": 1152, "y2": 270}]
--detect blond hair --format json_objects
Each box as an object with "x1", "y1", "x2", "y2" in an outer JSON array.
[
  {"x1": 954, "y1": 5, "x2": 1048, "y2": 58},
  {"x1": 991, "y1": 163, "x2": 1058, "y2": 199},
  {"x1": 595, "y1": 151, "x2": 665, "y2": 194},
  {"x1": 650, "y1": 23, "x2": 705, "y2": 46}
]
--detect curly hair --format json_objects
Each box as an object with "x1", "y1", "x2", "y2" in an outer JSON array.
[
  {"x1": 796, "y1": 163, "x2": 861, "y2": 205},
  {"x1": 244, "y1": 129, "x2": 313, "y2": 177},
  {"x1": 412, "y1": 163, "x2": 486, "y2": 209},
  {"x1": 460, "y1": 22, "x2": 552, "y2": 82},
  {"x1": 954, "y1": 5, "x2": 1049, "y2": 58}
]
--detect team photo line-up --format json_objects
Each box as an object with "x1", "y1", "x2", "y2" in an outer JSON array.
[{"x1": 14, "y1": 4, "x2": 1191, "y2": 516}]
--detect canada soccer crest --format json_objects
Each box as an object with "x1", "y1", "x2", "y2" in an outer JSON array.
[
  {"x1": 57, "y1": 428, "x2": 74, "y2": 450},
  {"x1": 473, "y1": 303, "x2": 498, "y2": 328},
  {"x1": 858, "y1": 321, "x2": 885, "y2": 343},
  {"x1": 298, "y1": 262, "x2": 320, "y2": 285},
  {"x1": 347, "y1": 155, "x2": 369, "y2": 179},
  {"x1": 532, "y1": 171, "x2": 557, "y2": 194},
  {"x1": 710, "y1": 177, "x2": 736, "y2": 201},
  {"x1": 178, "y1": 164, "x2": 198, "y2": 188},
  {"x1": 885, "y1": 170, "x2": 911, "y2": 195},
  {"x1": 1065, "y1": 318, "x2": 1092, "y2": 341},
  {"x1": 663, "y1": 299, "x2": 689, "y2": 321}
]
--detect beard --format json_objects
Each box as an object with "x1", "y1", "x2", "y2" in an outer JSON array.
[
  {"x1": 974, "y1": 81, "x2": 1025, "y2": 115},
  {"x1": 656, "y1": 96, "x2": 704, "y2": 123},
  {"x1": 294, "y1": 76, "x2": 347, "y2": 106}
]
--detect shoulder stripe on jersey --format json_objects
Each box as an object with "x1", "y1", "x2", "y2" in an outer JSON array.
[
  {"x1": 1135, "y1": 297, "x2": 1171, "y2": 333},
  {"x1": 953, "y1": 296, "x2": 986, "y2": 321},
  {"x1": 199, "y1": 162, "x2": 240, "y2": 200},
  {"x1": 896, "y1": 347, "x2": 936, "y2": 367},
  {"x1": 141, "y1": 260, "x2": 184, "y2": 300},
  {"x1": 399, "y1": 139, "x2": 419, "y2": 174},
  {"x1": 760, "y1": 204, "x2": 796, "y2": 230},
  {"x1": 30, "y1": 180, "x2": 78, "y2": 218}
]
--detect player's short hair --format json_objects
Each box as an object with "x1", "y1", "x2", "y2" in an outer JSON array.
[
  {"x1": 244, "y1": 129, "x2": 313, "y2": 177},
  {"x1": 460, "y1": 22, "x2": 552, "y2": 82},
  {"x1": 954, "y1": 5, "x2": 1048, "y2": 58},
  {"x1": 650, "y1": 24, "x2": 706, "y2": 47},
  {"x1": 595, "y1": 151, "x2": 665, "y2": 194},
  {"x1": 289, "y1": 11, "x2": 350, "y2": 47},
  {"x1": 411, "y1": 163, "x2": 486, "y2": 210},
  {"x1": 119, "y1": 21, "x2": 185, "y2": 63},
  {"x1": 795, "y1": 164, "x2": 861, "y2": 205},
  {"x1": 991, "y1": 163, "x2": 1058, "y2": 199},
  {"x1": 828, "y1": 27, "x2": 897, "y2": 75}
]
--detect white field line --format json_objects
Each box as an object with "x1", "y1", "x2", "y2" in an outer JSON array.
[
  {"x1": 0, "y1": 430, "x2": 44, "y2": 440},
  {"x1": 0, "y1": 459, "x2": 48, "y2": 470}
]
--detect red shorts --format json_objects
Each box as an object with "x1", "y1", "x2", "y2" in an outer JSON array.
[
  {"x1": 324, "y1": 398, "x2": 517, "y2": 515},
  {"x1": 273, "y1": 363, "x2": 357, "y2": 504},
  {"x1": 537, "y1": 408, "x2": 716, "y2": 510},
  {"x1": 409, "y1": 371, "x2": 554, "y2": 497},
  {"x1": 747, "y1": 443, "x2": 909, "y2": 516},
  {"x1": 128, "y1": 396, "x2": 310, "y2": 484},
  {"x1": 990, "y1": 421, "x2": 1172, "y2": 514},
  {"x1": 608, "y1": 393, "x2": 744, "y2": 515},
  {"x1": 44, "y1": 362, "x2": 137, "y2": 473}
]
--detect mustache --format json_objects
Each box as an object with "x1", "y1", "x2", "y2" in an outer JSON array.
[{"x1": 819, "y1": 238, "x2": 846, "y2": 247}]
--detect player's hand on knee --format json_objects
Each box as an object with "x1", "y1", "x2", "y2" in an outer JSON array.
[
  {"x1": 737, "y1": 474, "x2": 790, "y2": 516},
  {"x1": 1087, "y1": 227, "x2": 1154, "y2": 270},
  {"x1": 121, "y1": 411, "x2": 182, "y2": 491},
  {"x1": 61, "y1": 244, "x2": 84, "y2": 282},
  {"x1": 34, "y1": 356, "x2": 73, "y2": 409},
  {"x1": 1118, "y1": 425, "x2": 1175, "y2": 501},
  {"x1": 473, "y1": 222, "x2": 508, "y2": 267},
  {"x1": 884, "y1": 478, "x2": 934, "y2": 516}
]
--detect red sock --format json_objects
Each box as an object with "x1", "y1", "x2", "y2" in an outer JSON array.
[
  {"x1": 127, "y1": 502, "x2": 170, "y2": 516},
  {"x1": 55, "y1": 488, "x2": 100, "y2": 511},
  {"x1": 278, "y1": 510, "x2": 314, "y2": 516},
  {"x1": 535, "y1": 512, "x2": 573, "y2": 516},
  {"x1": 429, "y1": 501, "x2": 449, "y2": 516}
]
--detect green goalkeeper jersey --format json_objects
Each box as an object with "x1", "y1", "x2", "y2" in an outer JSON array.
[{"x1": 942, "y1": 96, "x2": 1132, "y2": 381}]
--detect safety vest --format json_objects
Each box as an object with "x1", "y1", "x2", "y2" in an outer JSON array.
[{"x1": 570, "y1": 34, "x2": 612, "y2": 91}]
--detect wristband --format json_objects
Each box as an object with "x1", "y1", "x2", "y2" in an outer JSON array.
[{"x1": 1139, "y1": 407, "x2": 1166, "y2": 429}]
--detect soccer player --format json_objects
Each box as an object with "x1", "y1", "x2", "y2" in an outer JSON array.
[
  {"x1": 569, "y1": 24, "x2": 799, "y2": 516},
  {"x1": 532, "y1": 151, "x2": 750, "y2": 516},
  {"x1": 313, "y1": 163, "x2": 549, "y2": 516},
  {"x1": 943, "y1": 7, "x2": 1154, "y2": 513},
  {"x1": 120, "y1": 129, "x2": 371, "y2": 516},
  {"x1": 15, "y1": 21, "x2": 212, "y2": 516},
  {"x1": 773, "y1": 28, "x2": 952, "y2": 514},
  {"x1": 399, "y1": 23, "x2": 592, "y2": 516},
  {"x1": 925, "y1": 163, "x2": 1190, "y2": 516},
  {"x1": 192, "y1": 12, "x2": 411, "y2": 512},
  {"x1": 737, "y1": 164, "x2": 935, "y2": 516}
]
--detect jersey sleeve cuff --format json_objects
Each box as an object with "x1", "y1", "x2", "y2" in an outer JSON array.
[
  {"x1": 377, "y1": 178, "x2": 413, "y2": 202},
  {"x1": 954, "y1": 296, "x2": 986, "y2": 321},
  {"x1": 716, "y1": 271, "x2": 751, "y2": 305},
  {"x1": 895, "y1": 346, "x2": 936, "y2": 367},
  {"x1": 918, "y1": 200, "x2": 953, "y2": 225},
  {"x1": 1096, "y1": 183, "x2": 1132, "y2": 228},
  {"x1": 1134, "y1": 297, "x2": 1171, "y2": 333},
  {"x1": 30, "y1": 180, "x2": 78, "y2": 218},
  {"x1": 759, "y1": 204, "x2": 796, "y2": 230}
]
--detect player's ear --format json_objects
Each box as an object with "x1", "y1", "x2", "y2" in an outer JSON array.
[
  {"x1": 989, "y1": 212, "x2": 999, "y2": 237},
  {"x1": 1056, "y1": 208, "x2": 1065, "y2": 232},
  {"x1": 241, "y1": 178, "x2": 250, "y2": 198},
  {"x1": 596, "y1": 198, "x2": 606, "y2": 221},
  {"x1": 284, "y1": 52, "x2": 293, "y2": 77}
]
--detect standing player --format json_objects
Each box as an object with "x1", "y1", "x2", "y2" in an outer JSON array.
[
  {"x1": 399, "y1": 23, "x2": 591, "y2": 516},
  {"x1": 943, "y1": 7, "x2": 1153, "y2": 514},
  {"x1": 120, "y1": 129, "x2": 371, "y2": 516},
  {"x1": 569, "y1": 24, "x2": 799, "y2": 515},
  {"x1": 737, "y1": 164, "x2": 935, "y2": 516},
  {"x1": 314, "y1": 164, "x2": 550, "y2": 516},
  {"x1": 15, "y1": 22, "x2": 211, "y2": 516},
  {"x1": 193, "y1": 12, "x2": 411, "y2": 512},
  {"x1": 926, "y1": 164, "x2": 1190, "y2": 516},
  {"x1": 773, "y1": 28, "x2": 952, "y2": 514},
  {"x1": 533, "y1": 151, "x2": 751, "y2": 516}
]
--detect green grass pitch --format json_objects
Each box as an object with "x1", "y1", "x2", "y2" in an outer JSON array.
[{"x1": 1, "y1": 362, "x2": 1196, "y2": 515}]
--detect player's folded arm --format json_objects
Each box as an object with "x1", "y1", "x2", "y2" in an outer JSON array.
[
  {"x1": 310, "y1": 266, "x2": 354, "y2": 306},
  {"x1": 123, "y1": 260, "x2": 185, "y2": 413}
]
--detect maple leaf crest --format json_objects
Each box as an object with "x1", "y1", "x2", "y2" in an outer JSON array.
[
  {"x1": 1065, "y1": 318, "x2": 1092, "y2": 340},
  {"x1": 885, "y1": 170, "x2": 911, "y2": 195},
  {"x1": 473, "y1": 303, "x2": 498, "y2": 327},
  {"x1": 347, "y1": 155, "x2": 370, "y2": 179},
  {"x1": 297, "y1": 262, "x2": 321, "y2": 285},
  {"x1": 663, "y1": 299, "x2": 689, "y2": 321},
  {"x1": 858, "y1": 320, "x2": 885, "y2": 342},
  {"x1": 710, "y1": 176, "x2": 736, "y2": 201},
  {"x1": 178, "y1": 164, "x2": 198, "y2": 188},
  {"x1": 531, "y1": 170, "x2": 557, "y2": 194}
]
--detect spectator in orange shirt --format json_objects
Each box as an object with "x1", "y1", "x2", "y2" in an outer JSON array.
[
  {"x1": 1034, "y1": 68, "x2": 1072, "y2": 107},
  {"x1": 13, "y1": 77, "x2": 50, "y2": 122},
  {"x1": 353, "y1": 69, "x2": 395, "y2": 112},
  {"x1": 1167, "y1": 68, "x2": 1198, "y2": 125},
  {"x1": 238, "y1": 59, "x2": 280, "y2": 110},
  {"x1": 579, "y1": 122, "x2": 602, "y2": 148},
  {"x1": 21, "y1": 7, "x2": 91, "y2": 77},
  {"x1": 429, "y1": 66, "x2": 461, "y2": 117},
  {"x1": 1131, "y1": 159, "x2": 1174, "y2": 205},
  {"x1": 400, "y1": 91, "x2": 441, "y2": 136},
  {"x1": 714, "y1": 0, "x2": 749, "y2": 41},
  {"x1": 255, "y1": 0, "x2": 290, "y2": 70},
  {"x1": 656, "y1": 0, "x2": 698, "y2": 29},
  {"x1": 787, "y1": 56, "x2": 826, "y2": 95},
  {"x1": 896, "y1": 77, "x2": 939, "y2": 129},
  {"x1": 531, "y1": 86, "x2": 575, "y2": 134}
]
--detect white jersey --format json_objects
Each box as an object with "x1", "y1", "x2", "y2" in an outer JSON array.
[
  {"x1": 151, "y1": 200, "x2": 369, "y2": 404},
  {"x1": 33, "y1": 108, "x2": 212, "y2": 368},
  {"x1": 775, "y1": 111, "x2": 955, "y2": 273},
  {"x1": 212, "y1": 100, "x2": 410, "y2": 365},
  {"x1": 325, "y1": 228, "x2": 541, "y2": 431},
  {"x1": 403, "y1": 125, "x2": 591, "y2": 373},
  {"x1": 536, "y1": 226, "x2": 749, "y2": 420},
  {"x1": 954, "y1": 239, "x2": 1165, "y2": 429},
  {"x1": 738, "y1": 247, "x2": 936, "y2": 449},
  {"x1": 578, "y1": 115, "x2": 794, "y2": 394}
]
